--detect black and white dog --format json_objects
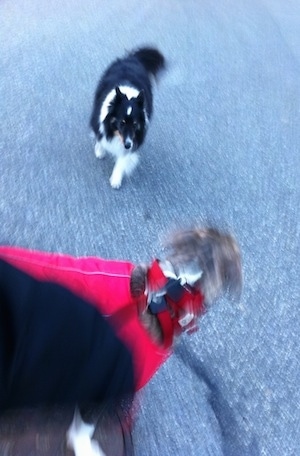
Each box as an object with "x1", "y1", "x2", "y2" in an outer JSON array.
[{"x1": 90, "y1": 47, "x2": 165, "y2": 188}]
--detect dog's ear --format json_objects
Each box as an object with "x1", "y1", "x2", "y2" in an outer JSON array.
[
  {"x1": 196, "y1": 228, "x2": 242, "y2": 303},
  {"x1": 130, "y1": 264, "x2": 147, "y2": 297},
  {"x1": 136, "y1": 90, "x2": 144, "y2": 106},
  {"x1": 164, "y1": 227, "x2": 242, "y2": 304},
  {"x1": 115, "y1": 86, "x2": 123, "y2": 100}
]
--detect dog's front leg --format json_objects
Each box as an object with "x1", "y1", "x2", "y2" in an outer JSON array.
[
  {"x1": 94, "y1": 140, "x2": 107, "y2": 159},
  {"x1": 67, "y1": 407, "x2": 106, "y2": 456},
  {"x1": 110, "y1": 154, "x2": 139, "y2": 189}
]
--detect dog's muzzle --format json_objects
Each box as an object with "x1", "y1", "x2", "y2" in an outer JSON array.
[{"x1": 124, "y1": 138, "x2": 133, "y2": 150}]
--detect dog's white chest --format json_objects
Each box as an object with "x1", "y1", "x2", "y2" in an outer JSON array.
[
  {"x1": 101, "y1": 135, "x2": 125, "y2": 158},
  {"x1": 94, "y1": 134, "x2": 139, "y2": 189}
]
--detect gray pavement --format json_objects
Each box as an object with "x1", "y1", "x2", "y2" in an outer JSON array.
[{"x1": 1, "y1": 0, "x2": 299, "y2": 455}]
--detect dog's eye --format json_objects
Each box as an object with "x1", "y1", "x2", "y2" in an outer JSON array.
[
  {"x1": 121, "y1": 120, "x2": 126, "y2": 126},
  {"x1": 133, "y1": 121, "x2": 139, "y2": 129}
]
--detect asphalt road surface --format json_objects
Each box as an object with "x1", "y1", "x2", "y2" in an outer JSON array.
[{"x1": 1, "y1": 0, "x2": 299, "y2": 455}]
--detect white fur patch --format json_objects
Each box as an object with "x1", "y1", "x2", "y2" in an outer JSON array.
[
  {"x1": 127, "y1": 106, "x2": 132, "y2": 116},
  {"x1": 110, "y1": 153, "x2": 139, "y2": 189},
  {"x1": 161, "y1": 261, "x2": 202, "y2": 287},
  {"x1": 119, "y1": 85, "x2": 140, "y2": 100},
  {"x1": 99, "y1": 135, "x2": 124, "y2": 157},
  {"x1": 67, "y1": 408, "x2": 106, "y2": 456},
  {"x1": 94, "y1": 135, "x2": 139, "y2": 188},
  {"x1": 94, "y1": 141, "x2": 106, "y2": 159}
]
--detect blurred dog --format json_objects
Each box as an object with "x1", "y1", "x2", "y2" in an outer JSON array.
[
  {"x1": 0, "y1": 226, "x2": 242, "y2": 456},
  {"x1": 67, "y1": 226, "x2": 242, "y2": 456},
  {"x1": 131, "y1": 226, "x2": 242, "y2": 346},
  {"x1": 90, "y1": 47, "x2": 165, "y2": 188}
]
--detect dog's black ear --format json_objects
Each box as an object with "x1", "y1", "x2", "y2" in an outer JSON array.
[
  {"x1": 136, "y1": 90, "x2": 144, "y2": 106},
  {"x1": 115, "y1": 86, "x2": 123, "y2": 100}
]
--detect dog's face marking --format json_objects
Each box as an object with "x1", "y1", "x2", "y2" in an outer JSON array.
[{"x1": 107, "y1": 87, "x2": 146, "y2": 151}]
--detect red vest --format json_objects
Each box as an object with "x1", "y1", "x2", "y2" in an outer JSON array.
[{"x1": 0, "y1": 246, "x2": 170, "y2": 391}]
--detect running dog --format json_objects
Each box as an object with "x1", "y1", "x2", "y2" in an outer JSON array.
[{"x1": 90, "y1": 47, "x2": 165, "y2": 188}]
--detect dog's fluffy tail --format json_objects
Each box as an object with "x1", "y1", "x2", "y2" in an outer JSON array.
[{"x1": 132, "y1": 47, "x2": 166, "y2": 77}]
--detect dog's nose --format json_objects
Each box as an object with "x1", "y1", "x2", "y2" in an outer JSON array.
[{"x1": 124, "y1": 139, "x2": 133, "y2": 150}]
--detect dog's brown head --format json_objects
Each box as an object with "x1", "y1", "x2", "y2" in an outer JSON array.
[{"x1": 164, "y1": 227, "x2": 242, "y2": 305}]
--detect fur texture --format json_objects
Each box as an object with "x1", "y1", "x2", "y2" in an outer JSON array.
[
  {"x1": 90, "y1": 47, "x2": 165, "y2": 188},
  {"x1": 130, "y1": 227, "x2": 242, "y2": 344}
]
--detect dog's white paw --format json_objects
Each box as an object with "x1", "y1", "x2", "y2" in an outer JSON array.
[
  {"x1": 94, "y1": 142, "x2": 106, "y2": 159},
  {"x1": 109, "y1": 173, "x2": 122, "y2": 189},
  {"x1": 67, "y1": 407, "x2": 106, "y2": 456}
]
